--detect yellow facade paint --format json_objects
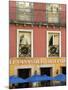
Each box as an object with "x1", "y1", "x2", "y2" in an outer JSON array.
[{"x1": 9, "y1": 57, "x2": 66, "y2": 76}]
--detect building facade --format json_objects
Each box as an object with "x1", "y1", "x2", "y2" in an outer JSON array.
[{"x1": 9, "y1": 1, "x2": 66, "y2": 88}]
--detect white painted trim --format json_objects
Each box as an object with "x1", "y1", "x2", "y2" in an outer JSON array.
[
  {"x1": 47, "y1": 31, "x2": 61, "y2": 58},
  {"x1": 17, "y1": 29, "x2": 33, "y2": 58},
  {"x1": 60, "y1": 31, "x2": 61, "y2": 57},
  {"x1": 40, "y1": 64, "x2": 55, "y2": 68},
  {"x1": 14, "y1": 66, "x2": 33, "y2": 76},
  {"x1": 47, "y1": 31, "x2": 48, "y2": 57}
]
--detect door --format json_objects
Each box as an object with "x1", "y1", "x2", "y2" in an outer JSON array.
[
  {"x1": 61, "y1": 67, "x2": 66, "y2": 85},
  {"x1": 17, "y1": 68, "x2": 31, "y2": 88},
  {"x1": 61, "y1": 67, "x2": 66, "y2": 75},
  {"x1": 40, "y1": 67, "x2": 52, "y2": 86}
]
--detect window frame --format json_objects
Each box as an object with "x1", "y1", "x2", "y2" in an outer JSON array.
[
  {"x1": 46, "y1": 3, "x2": 60, "y2": 23},
  {"x1": 47, "y1": 31, "x2": 61, "y2": 58},
  {"x1": 16, "y1": 2, "x2": 34, "y2": 21},
  {"x1": 17, "y1": 29, "x2": 33, "y2": 58}
]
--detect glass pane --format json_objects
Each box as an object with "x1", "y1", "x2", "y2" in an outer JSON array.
[
  {"x1": 19, "y1": 32, "x2": 31, "y2": 45},
  {"x1": 47, "y1": 12, "x2": 59, "y2": 23},
  {"x1": 17, "y1": 8, "x2": 31, "y2": 13},
  {"x1": 46, "y1": 4, "x2": 59, "y2": 12},
  {"x1": 18, "y1": 31, "x2": 31, "y2": 57},
  {"x1": 16, "y1": 2, "x2": 33, "y2": 8},
  {"x1": 16, "y1": 2, "x2": 33, "y2": 21},
  {"x1": 16, "y1": 2, "x2": 29, "y2": 8},
  {"x1": 17, "y1": 14, "x2": 32, "y2": 21},
  {"x1": 48, "y1": 32, "x2": 60, "y2": 57},
  {"x1": 46, "y1": 4, "x2": 52, "y2": 11},
  {"x1": 53, "y1": 33, "x2": 59, "y2": 45},
  {"x1": 48, "y1": 33, "x2": 53, "y2": 46},
  {"x1": 46, "y1": 4, "x2": 59, "y2": 23}
]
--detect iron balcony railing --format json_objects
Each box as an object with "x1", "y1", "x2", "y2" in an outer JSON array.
[{"x1": 9, "y1": 7, "x2": 66, "y2": 26}]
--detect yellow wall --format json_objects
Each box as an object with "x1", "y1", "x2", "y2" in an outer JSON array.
[{"x1": 9, "y1": 57, "x2": 66, "y2": 76}]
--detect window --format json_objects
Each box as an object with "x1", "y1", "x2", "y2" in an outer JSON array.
[
  {"x1": 46, "y1": 4, "x2": 60, "y2": 23},
  {"x1": 16, "y1": 2, "x2": 33, "y2": 21},
  {"x1": 47, "y1": 31, "x2": 61, "y2": 57},
  {"x1": 17, "y1": 29, "x2": 33, "y2": 57}
]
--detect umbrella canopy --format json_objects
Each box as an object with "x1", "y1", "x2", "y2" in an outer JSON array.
[
  {"x1": 25, "y1": 74, "x2": 53, "y2": 83},
  {"x1": 25, "y1": 75, "x2": 43, "y2": 83},
  {"x1": 9, "y1": 75, "x2": 26, "y2": 84},
  {"x1": 53, "y1": 74, "x2": 66, "y2": 81},
  {"x1": 41, "y1": 74, "x2": 53, "y2": 81}
]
